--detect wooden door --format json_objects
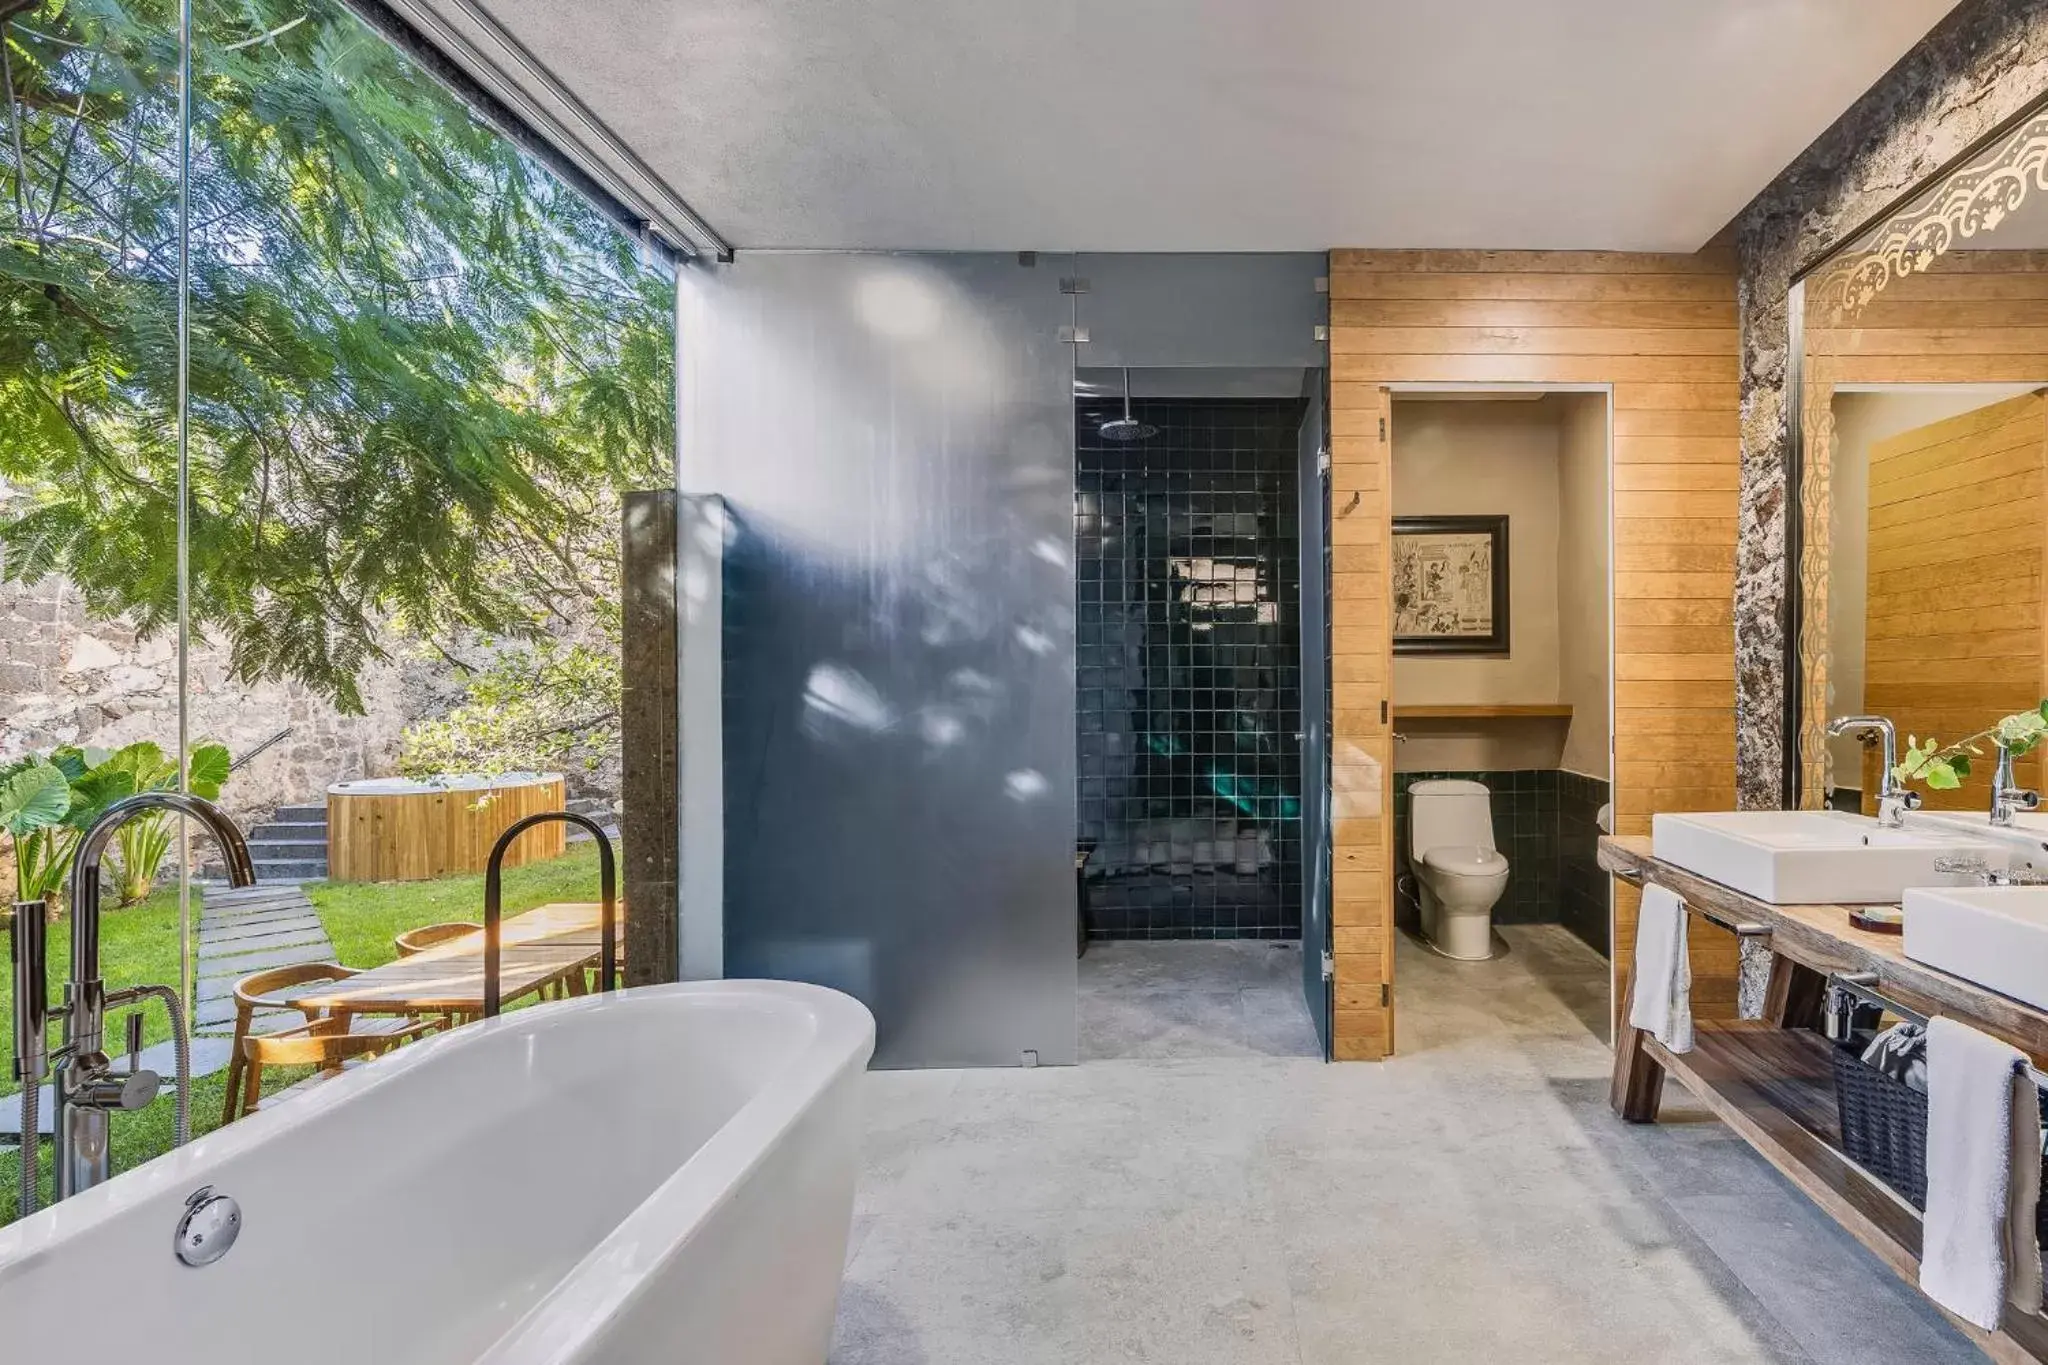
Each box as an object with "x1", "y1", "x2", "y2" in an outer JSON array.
[{"x1": 1329, "y1": 385, "x2": 1396, "y2": 1058}]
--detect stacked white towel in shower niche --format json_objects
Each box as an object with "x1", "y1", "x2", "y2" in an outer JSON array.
[
  {"x1": 1628, "y1": 883, "x2": 1692, "y2": 1054},
  {"x1": 1921, "y1": 1016, "x2": 2044, "y2": 1331}
]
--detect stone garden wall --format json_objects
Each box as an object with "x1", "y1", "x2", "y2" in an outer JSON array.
[{"x1": 0, "y1": 575, "x2": 618, "y2": 825}]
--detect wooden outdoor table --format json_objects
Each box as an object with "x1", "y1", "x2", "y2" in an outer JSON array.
[
  {"x1": 290, "y1": 902, "x2": 611, "y2": 1016},
  {"x1": 1600, "y1": 834, "x2": 2048, "y2": 1364}
]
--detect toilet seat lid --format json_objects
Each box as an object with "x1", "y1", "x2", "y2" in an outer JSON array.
[{"x1": 1421, "y1": 845, "x2": 1508, "y2": 877}]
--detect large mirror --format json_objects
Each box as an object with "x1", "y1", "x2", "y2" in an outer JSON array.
[{"x1": 1791, "y1": 91, "x2": 2048, "y2": 813}]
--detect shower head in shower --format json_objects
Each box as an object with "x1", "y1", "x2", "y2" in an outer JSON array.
[
  {"x1": 1097, "y1": 414, "x2": 1157, "y2": 442},
  {"x1": 1097, "y1": 368, "x2": 1158, "y2": 442}
]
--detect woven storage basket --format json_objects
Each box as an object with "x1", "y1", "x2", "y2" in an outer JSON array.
[
  {"x1": 1832, "y1": 1042, "x2": 2048, "y2": 1247},
  {"x1": 1831, "y1": 1043, "x2": 1929, "y2": 1207}
]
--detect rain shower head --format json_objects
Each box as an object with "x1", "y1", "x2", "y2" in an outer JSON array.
[
  {"x1": 1097, "y1": 415, "x2": 1158, "y2": 442},
  {"x1": 1097, "y1": 368, "x2": 1158, "y2": 442}
]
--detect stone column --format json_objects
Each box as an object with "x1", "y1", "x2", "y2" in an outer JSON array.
[{"x1": 620, "y1": 490, "x2": 679, "y2": 985}]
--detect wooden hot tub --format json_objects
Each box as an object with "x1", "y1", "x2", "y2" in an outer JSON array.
[{"x1": 326, "y1": 773, "x2": 567, "y2": 883}]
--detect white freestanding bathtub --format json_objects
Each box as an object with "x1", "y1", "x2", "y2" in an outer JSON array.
[{"x1": 0, "y1": 981, "x2": 875, "y2": 1364}]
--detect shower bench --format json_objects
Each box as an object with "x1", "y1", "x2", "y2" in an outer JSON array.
[{"x1": 1599, "y1": 834, "x2": 2048, "y2": 1365}]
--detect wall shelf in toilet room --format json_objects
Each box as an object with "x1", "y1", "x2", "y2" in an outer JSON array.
[{"x1": 1393, "y1": 704, "x2": 1574, "y2": 720}]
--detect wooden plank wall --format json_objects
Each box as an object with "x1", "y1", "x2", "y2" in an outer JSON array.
[
  {"x1": 1802, "y1": 251, "x2": 2048, "y2": 808},
  {"x1": 1327, "y1": 249, "x2": 1742, "y2": 1058},
  {"x1": 1860, "y1": 393, "x2": 2048, "y2": 808},
  {"x1": 1328, "y1": 384, "x2": 1394, "y2": 1059}
]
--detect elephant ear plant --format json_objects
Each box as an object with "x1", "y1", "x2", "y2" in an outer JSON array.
[
  {"x1": 0, "y1": 758, "x2": 78, "y2": 908},
  {"x1": 81, "y1": 741, "x2": 234, "y2": 906},
  {"x1": 0, "y1": 741, "x2": 233, "y2": 916},
  {"x1": 1891, "y1": 703, "x2": 2048, "y2": 791}
]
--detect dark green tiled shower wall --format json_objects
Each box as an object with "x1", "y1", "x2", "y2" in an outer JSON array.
[
  {"x1": 1076, "y1": 397, "x2": 1305, "y2": 940},
  {"x1": 1393, "y1": 769, "x2": 1611, "y2": 958}
]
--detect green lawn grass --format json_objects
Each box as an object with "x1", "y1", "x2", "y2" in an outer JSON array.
[
  {"x1": 1, "y1": 840, "x2": 612, "y2": 1226},
  {"x1": 308, "y1": 839, "x2": 611, "y2": 969}
]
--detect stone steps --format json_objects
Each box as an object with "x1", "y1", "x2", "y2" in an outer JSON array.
[
  {"x1": 216, "y1": 800, "x2": 331, "y2": 884},
  {"x1": 251, "y1": 857, "x2": 327, "y2": 884},
  {"x1": 564, "y1": 796, "x2": 619, "y2": 846},
  {"x1": 249, "y1": 837, "x2": 324, "y2": 857}
]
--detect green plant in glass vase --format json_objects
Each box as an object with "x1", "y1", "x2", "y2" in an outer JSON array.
[{"x1": 1890, "y1": 702, "x2": 2048, "y2": 792}]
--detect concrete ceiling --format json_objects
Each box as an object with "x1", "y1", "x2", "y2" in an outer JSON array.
[{"x1": 431, "y1": 0, "x2": 1960, "y2": 253}]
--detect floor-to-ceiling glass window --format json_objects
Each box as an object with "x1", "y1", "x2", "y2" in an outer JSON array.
[
  {"x1": 1, "y1": 0, "x2": 186, "y2": 1210},
  {"x1": 2, "y1": 0, "x2": 676, "y2": 1221}
]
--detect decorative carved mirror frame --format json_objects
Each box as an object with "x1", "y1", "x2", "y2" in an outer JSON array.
[{"x1": 1785, "y1": 88, "x2": 2048, "y2": 810}]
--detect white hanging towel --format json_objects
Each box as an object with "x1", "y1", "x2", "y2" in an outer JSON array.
[
  {"x1": 1627, "y1": 883, "x2": 1692, "y2": 1053},
  {"x1": 1922, "y1": 1015, "x2": 2045, "y2": 1330}
]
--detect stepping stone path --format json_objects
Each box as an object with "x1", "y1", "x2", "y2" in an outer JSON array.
[
  {"x1": 2, "y1": 882, "x2": 336, "y2": 1148},
  {"x1": 195, "y1": 883, "x2": 336, "y2": 1033}
]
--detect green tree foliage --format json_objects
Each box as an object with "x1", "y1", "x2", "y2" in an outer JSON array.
[
  {"x1": 398, "y1": 635, "x2": 617, "y2": 783},
  {"x1": 0, "y1": 0, "x2": 674, "y2": 712}
]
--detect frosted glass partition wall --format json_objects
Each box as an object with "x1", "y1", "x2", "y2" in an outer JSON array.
[{"x1": 678, "y1": 253, "x2": 1080, "y2": 1068}]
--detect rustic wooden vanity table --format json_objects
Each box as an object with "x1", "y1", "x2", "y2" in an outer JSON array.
[{"x1": 1600, "y1": 834, "x2": 2048, "y2": 1364}]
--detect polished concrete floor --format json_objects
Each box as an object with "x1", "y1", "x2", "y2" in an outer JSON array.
[
  {"x1": 832, "y1": 925, "x2": 1981, "y2": 1364},
  {"x1": 1076, "y1": 938, "x2": 1324, "y2": 1061}
]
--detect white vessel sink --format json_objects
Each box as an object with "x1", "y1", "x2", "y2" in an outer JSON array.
[
  {"x1": 1908, "y1": 809, "x2": 2048, "y2": 868},
  {"x1": 1904, "y1": 886, "x2": 2048, "y2": 1011},
  {"x1": 1651, "y1": 810, "x2": 1995, "y2": 905}
]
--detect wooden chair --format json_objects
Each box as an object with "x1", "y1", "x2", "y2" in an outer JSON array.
[
  {"x1": 394, "y1": 921, "x2": 480, "y2": 956},
  {"x1": 220, "y1": 963, "x2": 437, "y2": 1124}
]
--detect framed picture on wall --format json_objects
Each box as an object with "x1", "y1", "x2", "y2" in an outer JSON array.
[{"x1": 1392, "y1": 516, "x2": 1509, "y2": 655}]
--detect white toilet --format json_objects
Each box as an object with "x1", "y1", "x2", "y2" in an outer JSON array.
[{"x1": 1407, "y1": 779, "x2": 1511, "y2": 961}]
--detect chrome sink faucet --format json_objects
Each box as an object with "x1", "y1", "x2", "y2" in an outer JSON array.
[
  {"x1": 1825, "y1": 716, "x2": 1921, "y2": 828},
  {"x1": 1991, "y1": 739, "x2": 2041, "y2": 828},
  {"x1": 9, "y1": 792, "x2": 254, "y2": 1215}
]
